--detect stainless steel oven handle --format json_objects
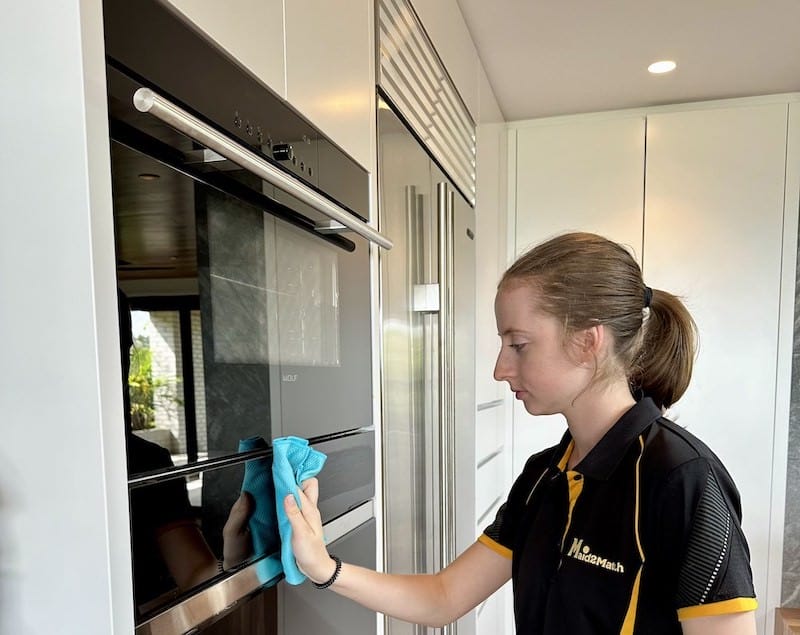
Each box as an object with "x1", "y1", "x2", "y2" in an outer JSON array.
[{"x1": 133, "y1": 87, "x2": 393, "y2": 250}]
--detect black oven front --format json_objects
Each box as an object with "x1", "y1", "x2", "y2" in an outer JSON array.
[{"x1": 103, "y1": 0, "x2": 387, "y2": 632}]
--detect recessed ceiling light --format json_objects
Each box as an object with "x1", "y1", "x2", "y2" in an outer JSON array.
[
  {"x1": 648, "y1": 60, "x2": 677, "y2": 74},
  {"x1": 138, "y1": 172, "x2": 160, "y2": 180}
]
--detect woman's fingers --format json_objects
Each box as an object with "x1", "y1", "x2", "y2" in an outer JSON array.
[
  {"x1": 223, "y1": 491, "x2": 253, "y2": 537},
  {"x1": 293, "y1": 482, "x2": 323, "y2": 533},
  {"x1": 284, "y1": 491, "x2": 331, "y2": 582},
  {"x1": 222, "y1": 492, "x2": 254, "y2": 568},
  {"x1": 301, "y1": 477, "x2": 319, "y2": 506},
  {"x1": 284, "y1": 492, "x2": 307, "y2": 525}
]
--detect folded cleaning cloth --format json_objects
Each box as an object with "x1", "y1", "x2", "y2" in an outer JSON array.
[
  {"x1": 272, "y1": 436, "x2": 327, "y2": 585},
  {"x1": 238, "y1": 436, "x2": 280, "y2": 561},
  {"x1": 238, "y1": 436, "x2": 283, "y2": 586}
]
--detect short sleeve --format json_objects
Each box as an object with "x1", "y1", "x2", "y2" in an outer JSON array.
[
  {"x1": 657, "y1": 458, "x2": 757, "y2": 621},
  {"x1": 478, "y1": 450, "x2": 555, "y2": 561},
  {"x1": 479, "y1": 502, "x2": 513, "y2": 559}
]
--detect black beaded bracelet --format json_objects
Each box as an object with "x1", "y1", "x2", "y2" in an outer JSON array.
[{"x1": 312, "y1": 554, "x2": 342, "y2": 589}]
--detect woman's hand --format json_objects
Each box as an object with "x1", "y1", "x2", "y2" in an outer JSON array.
[
  {"x1": 284, "y1": 478, "x2": 337, "y2": 584},
  {"x1": 221, "y1": 491, "x2": 254, "y2": 570}
]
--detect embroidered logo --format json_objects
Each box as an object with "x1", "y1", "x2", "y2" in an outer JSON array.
[{"x1": 566, "y1": 538, "x2": 625, "y2": 573}]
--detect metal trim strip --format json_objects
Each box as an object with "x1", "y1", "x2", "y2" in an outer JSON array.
[
  {"x1": 378, "y1": 0, "x2": 477, "y2": 206},
  {"x1": 135, "y1": 501, "x2": 374, "y2": 635}
]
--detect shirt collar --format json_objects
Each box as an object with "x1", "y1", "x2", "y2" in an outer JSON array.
[{"x1": 551, "y1": 397, "x2": 662, "y2": 480}]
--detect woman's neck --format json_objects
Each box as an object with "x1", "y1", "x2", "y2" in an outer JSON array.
[{"x1": 563, "y1": 380, "x2": 636, "y2": 470}]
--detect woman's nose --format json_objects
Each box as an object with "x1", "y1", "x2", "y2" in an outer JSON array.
[{"x1": 494, "y1": 350, "x2": 511, "y2": 382}]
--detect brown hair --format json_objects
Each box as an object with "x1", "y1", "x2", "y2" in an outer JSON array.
[{"x1": 499, "y1": 232, "x2": 696, "y2": 408}]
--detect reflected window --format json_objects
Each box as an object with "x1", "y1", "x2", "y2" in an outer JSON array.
[{"x1": 128, "y1": 300, "x2": 205, "y2": 467}]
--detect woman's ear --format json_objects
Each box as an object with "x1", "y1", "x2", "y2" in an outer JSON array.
[{"x1": 573, "y1": 324, "x2": 605, "y2": 365}]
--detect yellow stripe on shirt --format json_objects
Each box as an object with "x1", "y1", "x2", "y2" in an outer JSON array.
[
  {"x1": 478, "y1": 533, "x2": 512, "y2": 559},
  {"x1": 677, "y1": 597, "x2": 758, "y2": 621}
]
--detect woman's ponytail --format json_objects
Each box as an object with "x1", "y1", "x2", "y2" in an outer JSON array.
[{"x1": 631, "y1": 289, "x2": 697, "y2": 409}]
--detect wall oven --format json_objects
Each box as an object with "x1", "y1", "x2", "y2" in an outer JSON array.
[{"x1": 103, "y1": 0, "x2": 389, "y2": 632}]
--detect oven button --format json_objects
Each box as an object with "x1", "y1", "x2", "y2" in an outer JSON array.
[{"x1": 272, "y1": 143, "x2": 294, "y2": 162}]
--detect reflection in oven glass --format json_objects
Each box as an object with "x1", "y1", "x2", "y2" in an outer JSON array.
[
  {"x1": 119, "y1": 290, "x2": 278, "y2": 620},
  {"x1": 110, "y1": 100, "x2": 372, "y2": 625},
  {"x1": 128, "y1": 308, "x2": 206, "y2": 466},
  {"x1": 127, "y1": 461, "x2": 270, "y2": 618}
]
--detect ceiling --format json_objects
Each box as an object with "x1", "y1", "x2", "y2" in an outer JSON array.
[{"x1": 455, "y1": 0, "x2": 800, "y2": 121}]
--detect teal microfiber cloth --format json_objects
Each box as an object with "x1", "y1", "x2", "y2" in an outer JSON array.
[
  {"x1": 238, "y1": 436, "x2": 280, "y2": 562},
  {"x1": 272, "y1": 436, "x2": 327, "y2": 585}
]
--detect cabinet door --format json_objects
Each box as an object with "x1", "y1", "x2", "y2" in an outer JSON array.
[
  {"x1": 280, "y1": 519, "x2": 376, "y2": 635},
  {"x1": 475, "y1": 122, "x2": 507, "y2": 405},
  {"x1": 643, "y1": 103, "x2": 789, "y2": 632},
  {"x1": 163, "y1": 0, "x2": 286, "y2": 97},
  {"x1": 285, "y1": 0, "x2": 374, "y2": 170},
  {"x1": 512, "y1": 117, "x2": 646, "y2": 473}
]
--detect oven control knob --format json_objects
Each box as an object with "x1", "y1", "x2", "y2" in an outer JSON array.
[{"x1": 272, "y1": 143, "x2": 294, "y2": 162}]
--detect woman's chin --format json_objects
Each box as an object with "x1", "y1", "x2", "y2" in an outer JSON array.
[{"x1": 522, "y1": 402, "x2": 557, "y2": 417}]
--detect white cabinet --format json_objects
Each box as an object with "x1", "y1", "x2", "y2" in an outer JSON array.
[
  {"x1": 643, "y1": 104, "x2": 790, "y2": 631},
  {"x1": 163, "y1": 0, "x2": 286, "y2": 97},
  {"x1": 475, "y1": 120, "x2": 508, "y2": 405},
  {"x1": 285, "y1": 0, "x2": 374, "y2": 170},
  {"x1": 514, "y1": 116, "x2": 645, "y2": 255},
  {"x1": 2, "y1": 1, "x2": 134, "y2": 632},
  {"x1": 162, "y1": 0, "x2": 375, "y2": 171},
  {"x1": 512, "y1": 116, "x2": 646, "y2": 474},
  {"x1": 509, "y1": 97, "x2": 799, "y2": 634},
  {"x1": 474, "y1": 66, "x2": 513, "y2": 635}
]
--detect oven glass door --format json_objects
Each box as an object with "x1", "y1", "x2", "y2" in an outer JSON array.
[{"x1": 109, "y1": 73, "x2": 374, "y2": 624}]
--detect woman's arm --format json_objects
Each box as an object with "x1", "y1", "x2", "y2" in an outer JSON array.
[
  {"x1": 285, "y1": 478, "x2": 511, "y2": 627},
  {"x1": 681, "y1": 611, "x2": 756, "y2": 635},
  {"x1": 157, "y1": 491, "x2": 256, "y2": 589},
  {"x1": 156, "y1": 522, "x2": 218, "y2": 589}
]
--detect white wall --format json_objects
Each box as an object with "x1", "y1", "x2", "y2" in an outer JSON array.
[
  {"x1": 506, "y1": 95, "x2": 800, "y2": 635},
  {"x1": 0, "y1": 1, "x2": 133, "y2": 632}
]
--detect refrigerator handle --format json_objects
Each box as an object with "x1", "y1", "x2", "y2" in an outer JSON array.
[{"x1": 436, "y1": 180, "x2": 457, "y2": 584}]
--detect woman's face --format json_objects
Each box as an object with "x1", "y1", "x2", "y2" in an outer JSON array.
[{"x1": 493, "y1": 284, "x2": 592, "y2": 416}]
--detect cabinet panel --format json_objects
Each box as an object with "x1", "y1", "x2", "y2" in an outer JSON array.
[
  {"x1": 475, "y1": 122, "x2": 507, "y2": 404},
  {"x1": 280, "y1": 519, "x2": 376, "y2": 635},
  {"x1": 477, "y1": 584, "x2": 512, "y2": 635},
  {"x1": 512, "y1": 116, "x2": 646, "y2": 474},
  {"x1": 163, "y1": 0, "x2": 286, "y2": 97},
  {"x1": 476, "y1": 452, "x2": 504, "y2": 522},
  {"x1": 285, "y1": 0, "x2": 373, "y2": 170},
  {"x1": 643, "y1": 103, "x2": 789, "y2": 631},
  {"x1": 475, "y1": 405, "x2": 505, "y2": 462},
  {"x1": 515, "y1": 117, "x2": 645, "y2": 255}
]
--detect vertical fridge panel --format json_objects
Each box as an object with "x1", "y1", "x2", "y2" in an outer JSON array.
[
  {"x1": 450, "y1": 190, "x2": 477, "y2": 596},
  {"x1": 379, "y1": 99, "x2": 439, "y2": 635},
  {"x1": 379, "y1": 95, "x2": 477, "y2": 635},
  {"x1": 434, "y1": 175, "x2": 478, "y2": 635}
]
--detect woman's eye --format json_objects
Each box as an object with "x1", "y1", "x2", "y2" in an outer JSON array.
[{"x1": 509, "y1": 343, "x2": 527, "y2": 352}]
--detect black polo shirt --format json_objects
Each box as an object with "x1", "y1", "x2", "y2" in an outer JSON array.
[{"x1": 479, "y1": 398, "x2": 757, "y2": 634}]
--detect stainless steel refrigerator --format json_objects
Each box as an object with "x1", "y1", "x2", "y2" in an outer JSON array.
[{"x1": 377, "y1": 94, "x2": 477, "y2": 635}]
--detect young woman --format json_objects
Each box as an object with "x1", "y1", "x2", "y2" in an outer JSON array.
[{"x1": 284, "y1": 232, "x2": 758, "y2": 634}]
